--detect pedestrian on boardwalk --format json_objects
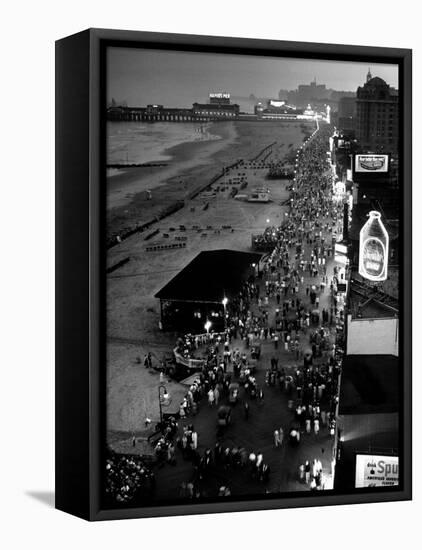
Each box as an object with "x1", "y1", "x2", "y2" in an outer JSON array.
[
  {"x1": 244, "y1": 401, "x2": 250, "y2": 420},
  {"x1": 305, "y1": 460, "x2": 311, "y2": 484},
  {"x1": 214, "y1": 386, "x2": 220, "y2": 405},
  {"x1": 249, "y1": 452, "x2": 257, "y2": 477},
  {"x1": 279, "y1": 427, "x2": 284, "y2": 445},
  {"x1": 314, "y1": 419, "x2": 320, "y2": 435},
  {"x1": 312, "y1": 459, "x2": 319, "y2": 478},
  {"x1": 274, "y1": 429, "x2": 280, "y2": 447},
  {"x1": 207, "y1": 388, "x2": 215, "y2": 407}
]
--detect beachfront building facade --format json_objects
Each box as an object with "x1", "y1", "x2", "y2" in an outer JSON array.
[
  {"x1": 254, "y1": 100, "x2": 303, "y2": 120},
  {"x1": 355, "y1": 73, "x2": 399, "y2": 153},
  {"x1": 330, "y1": 73, "x2": 401, "y2": 490},
  {"x1": 333, "y1": 354, "x2": 400, "y2": 490},
  {"x1": 191, "y1": 102, "x2": 240, "y2": 119}
]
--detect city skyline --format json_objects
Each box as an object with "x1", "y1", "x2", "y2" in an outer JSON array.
[{"x1": 107, "y1": 47, "x2": 399, "y2": 108}]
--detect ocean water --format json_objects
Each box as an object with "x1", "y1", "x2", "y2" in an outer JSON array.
[{"x1": 107, "y1": 121, "x2": 221, "y2": 165}]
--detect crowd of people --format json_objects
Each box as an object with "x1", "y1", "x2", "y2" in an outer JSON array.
[
  {"x1": 170, "y1": 125, "x2": 344, "y2": 495},
  {"x1": 105, "y1": 450, "x2": 155, "y2": 504},
  {"x1": 107, "y1": 124, "x2": 347, "y2": 503}
]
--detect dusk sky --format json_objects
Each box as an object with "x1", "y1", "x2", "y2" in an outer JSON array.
[{"x1": 107, "y1": 47, "x2": 398, "y2": 108}]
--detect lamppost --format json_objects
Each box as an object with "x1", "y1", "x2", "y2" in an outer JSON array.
[
  {"x1": 222, "y1": 296, "x2": 228, "y2": 331},
  {"x1": 158, "y1": 384, "x2": 170, "y2": 427}
]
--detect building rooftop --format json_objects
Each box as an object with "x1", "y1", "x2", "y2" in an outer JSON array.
[
  {"x1": 335, "y1": 353, "x2": 400, "y2": 490},
  {"x1": 155, "y1": 249, "x2": 262, "y2": 303},
  {"x1": 192, "y1": 103, "x2": 239, "y2": 110},
  {"x1": 348, "y1": 278, "x2": 399, "y2": 319},
  {"x1": 339, "y1": 354, "x2": 399, "y2": 416}
]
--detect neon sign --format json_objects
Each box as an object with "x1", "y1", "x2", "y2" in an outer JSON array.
[{"x1": 359, "y1": 211, "x2": 389, "y2": 281}]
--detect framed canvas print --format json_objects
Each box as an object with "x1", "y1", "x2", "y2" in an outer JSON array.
[{"x1": 55, "y1": 28, "x2": 412, "y2": 521}]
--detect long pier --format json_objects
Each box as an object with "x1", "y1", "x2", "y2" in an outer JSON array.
[{"x1": 107, "y1": 106, "x2": 218, "y2": 123}]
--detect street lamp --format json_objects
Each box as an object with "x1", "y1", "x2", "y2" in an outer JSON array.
[
  {"x1": 158, "y1": 384, "x2": 170, "y2": 427},
  {"x1": 222, "y1": 296, "x2": 228, "y2": 330}
]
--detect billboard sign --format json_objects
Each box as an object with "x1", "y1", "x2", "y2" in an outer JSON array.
[
  {"x1": 355, "y1": 454, "x2": 399, "y2": 488},
  {"x1": 355, "y1": 154, "x2": 389, "y2": 173}
]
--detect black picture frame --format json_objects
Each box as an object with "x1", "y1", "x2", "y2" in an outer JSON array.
[{"x1": 55, "y1": 28, "x2": 412, "y2": 521}]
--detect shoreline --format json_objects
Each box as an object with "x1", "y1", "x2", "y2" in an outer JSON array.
[{"x1": 107, "y1": 121, "x2": 237, "y2": 210}]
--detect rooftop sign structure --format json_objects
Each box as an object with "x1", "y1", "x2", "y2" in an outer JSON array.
[{"x1": 209, "y1": 92, "x2": 230, "y2": 100}]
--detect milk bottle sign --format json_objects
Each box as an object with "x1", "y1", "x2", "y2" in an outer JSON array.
[{"x1": 359, "y1": 211, "x2": 389, "y2": 282}]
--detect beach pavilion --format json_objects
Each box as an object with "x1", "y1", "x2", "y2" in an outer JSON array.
[{"x1": 155, "y1": 249, "x2": 262, "y2": 333}]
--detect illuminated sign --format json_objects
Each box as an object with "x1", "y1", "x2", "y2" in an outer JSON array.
[
  {"x1": 335, "y1": 243, "x2": 348, "y2": 255},
  {"x1": 209, "y1": 93, "x2": 230, "y2": 99},
  {"x1": 269, "y1": 99, "x2": 285, "y2": 108},
  {"x1": 355, "y1": 455, "x2": 399, "y2": 488},
  {"x1": 359, "y1": 211, "x2": 389, "y2": 282},
  {"x1": 355, "y1": 154, "x2": 389, "y2": 173}
]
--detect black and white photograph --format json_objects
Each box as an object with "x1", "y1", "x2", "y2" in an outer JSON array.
[
  {"x1": 104, "y1": 45, "x2": 404, "y2": 508},
  {"x1": 2, "y1": 0, "x2": 421, "y2": 543}
]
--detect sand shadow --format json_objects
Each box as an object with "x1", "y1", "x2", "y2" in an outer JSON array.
[{"x1": 26, "y1": 491, "x2": 55, "y2": 508}]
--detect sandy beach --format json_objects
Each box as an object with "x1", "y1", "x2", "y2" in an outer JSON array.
[
  {"x1": 107, "y1": 121, "x2": 237, "y2": 210},
  {"x1": 107, "y1": 120, "x2": 311, "y2": 240}
]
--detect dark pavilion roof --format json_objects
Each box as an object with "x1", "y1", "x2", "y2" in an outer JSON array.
[
  {"x1": 339, "y1": 355, "x2": 399, "y2": 416},
  {"x1": 155, "y1": 249, "x2": 262, "y2": 303}
]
